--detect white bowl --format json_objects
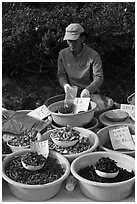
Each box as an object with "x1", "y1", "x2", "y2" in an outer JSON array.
[
  {"x1": 2, "y1": 149, "x2": 70, "y2": 201},
  {"x1": 7, "y1": 140, "x2": 30, "y2": 152},
  {"x1": 50, "y1": 117, "x2": 99, "y2": 132},
  {"x1": 71, "y1": 151, "x2": 135, "y2": 201},
  {"x1": 95, "y1": 169, "x2": 119, "y2": 178},
  {"x1": 48, "y1": 100, "x2": 97, "y2": 127},
  {"x1": 50, "y1": 135, "x2": 78, "y2": 147},
  {"x1": 42, "y1": 127, "x2": 99, "y2": 162},
  {"x1": 104, "y1": 109, "x2": 129, "y2": 122},
  {"x1": 21, "y1": 157, "x2": 45, "y2": 171},
  {"x1": 97, "y1": 124, "x2": 135, "y2": 157}
]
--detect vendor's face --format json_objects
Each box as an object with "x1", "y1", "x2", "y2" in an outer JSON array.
[{"x1": 67, "y1": 36, "x2": 83, "y2": 55}]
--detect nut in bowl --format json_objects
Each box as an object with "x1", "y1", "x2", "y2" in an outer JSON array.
[
  {"x1": 42, "y1": 127, "x2": 99, "y2": 162},
  {"x1": 7, "y1": 135, "x2": 30, "y2": 152},
  {"x1": 50, "y1": 125, "x2": 79, "y2": 147}
]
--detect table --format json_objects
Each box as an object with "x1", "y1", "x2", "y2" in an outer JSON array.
[{"x1": 2, "y1": 179, "x2": 135, "y2": 202}]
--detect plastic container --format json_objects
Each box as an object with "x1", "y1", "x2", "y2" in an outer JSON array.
[
  {"x1": 97, "y1": 124, "x2": 135, "y2": 157},
  {"x1": 46, "y1": 94, "x2": 113, "y2": 127},
  {"x1": 71, "y1": 151, "x2": 135, "y2": 201},
  {"x1": 50, "y1": 117, "x2": 99, "y2": 132},
  {"x1": 2, "y1": 150, "x2": 70, "y2": 201},
  {"x1": 42, "y1": 127, "x2": 99, "y2": 162},
  {"x1": 48, "y1": 100, "x2": 97, "y2": 127}
]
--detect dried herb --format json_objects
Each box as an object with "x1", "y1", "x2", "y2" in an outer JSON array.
[
  {"x1": 95, "y1": 157, "x2": 120, "y2": 173},
  {"x1": 21, "y1": 152, "x2": 46, "y2": 166},
  {"x1": 5, "y1": 155, "x2": 65, "y2": 185},
  {"x1": 78, "y1": 164, "x2": 134, "y2": 183},
  {"x1": 49, "y1": 137, "x2": 92, "y2": 154}
]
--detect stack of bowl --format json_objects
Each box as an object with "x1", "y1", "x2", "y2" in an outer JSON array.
[{"x1": 46, "y1": 94, "x2": 114, "y2": 130}]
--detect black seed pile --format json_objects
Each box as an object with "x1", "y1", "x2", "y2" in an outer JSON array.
[
  {"x1": 5, "y1": 155, "x2": 65, "y2": 185},
  {"x1": 95, "y1": 157, "x2": 120, "y2": 173},
  {"x1": 78, "y1": 164, "x2": 134, "y2": 183}
]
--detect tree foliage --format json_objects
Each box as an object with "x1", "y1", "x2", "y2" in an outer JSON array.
[{"x1": 2, "y1": 2, "x2": 135, "y2": 75}]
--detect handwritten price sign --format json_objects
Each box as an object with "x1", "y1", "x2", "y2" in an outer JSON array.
[
  {"x1": 109, "y1": 126, "x2": 135, "y2": 150},
  {"x1": 27, "y1": 105, "x2": 50, "y2": 120},
  {"x1": 30, "y1": 140, "x2": 49, "y2": 158},
  {"x1": 120, "y1": 104, "x2": 135, "y2": 121}
]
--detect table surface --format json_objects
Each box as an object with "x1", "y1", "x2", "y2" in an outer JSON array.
[{"x1": 2, "y1": 179, "x2": 135, "y2": 202}]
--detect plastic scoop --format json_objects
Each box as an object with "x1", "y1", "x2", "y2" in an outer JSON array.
[{"x1": 95, "y1": 169, "x2": 119, "y2": 178}]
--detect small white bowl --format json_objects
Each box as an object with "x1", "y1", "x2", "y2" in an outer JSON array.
[
  {"x1": 7, "y1": 142, "x2": 30, "y2": 152},
  {"x1": 95, "y1": 169, "x2": 119, "y2": 178},
  {"x1": 71, "y1": 151, "x2": 135, "y2": 201},
  {"x1": 50, "y1": 135, "x2": 78, "y2": 147},
  {"x1": 104, "y1": 109, "x2": 129, "y2": 122},
  {"x1": 21, "y1": 160, "x2": 45, "y2": 171}
]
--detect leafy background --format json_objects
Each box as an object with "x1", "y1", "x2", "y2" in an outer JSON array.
[{"x1": 2, "y1": 2, "x2": 135, "y2": 110}]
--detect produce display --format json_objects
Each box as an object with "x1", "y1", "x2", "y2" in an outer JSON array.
[
  {"x1": 5, "y1": 154, "x2": 65, "y2": 185},
  {"x1": 21, "y1": 152, "x2": 46, "y2": 167},
  {"x1": 7, "y1": 135, "x2": 30, "y2": 147},
  {"x1": 50, "y1": 126, "x2": 80, "y2": 142},
  {"x1": 78, "y1": 157, "x2": 134, "y2": 183},
  {"x1": 95, "y1": 157, "x2": 119, "y2": 173},
  {"x1": 49, "y1": 126, "x2": 92, "y2": 154},
  {"x1": 58, "y1": 104, "x2": 75, "y2": 114},
  {"x1": 49, "y1": 137, "x2": 92, "y2": 154}
]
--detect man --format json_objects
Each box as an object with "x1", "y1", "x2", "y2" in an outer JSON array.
[{"x1": 57, "y1": 23, "x2": 104, "y2": 97}]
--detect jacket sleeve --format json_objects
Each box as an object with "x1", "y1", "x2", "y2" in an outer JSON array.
[
  {"x1": 86, "y1": 53, "x2": 104, "y2": 93},
  {"x1": 57, "y1": 51, "x2": 69, "y2": 88}
]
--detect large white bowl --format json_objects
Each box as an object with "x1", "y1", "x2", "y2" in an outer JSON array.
[
  {"x1": 2, "y1": 149, "x2": 70, "y2": 201},
  {"x1": 50, "y1": 117, "x2": 99, "y2": 132},
  {"x1": 42, "y1": 127, "x2": 99, "y2": 162},
  {"x1": 71, "y1": 151, "x2": 135, "y2": 201},
  {"x1": 97, "y1": 124, "x2": 135, "y2": 157},
  {"x1": 48, "y1": 100, "x2": 97, "y2": 127}
]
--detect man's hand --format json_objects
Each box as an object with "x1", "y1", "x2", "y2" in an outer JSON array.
[
  {"x1": 80, "y1": 89, "x2": 90, "y2": 98},
  {"x1": 64, "y1": 84, "x2": 71, "y2": 93}
]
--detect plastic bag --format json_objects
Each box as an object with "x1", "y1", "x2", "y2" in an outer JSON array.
[{"x1": 64, "y1": 86, "x2": 78, "y2": 108}]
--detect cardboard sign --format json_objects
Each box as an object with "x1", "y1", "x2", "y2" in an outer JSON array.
[
  {"x1": 74, "y1": 98, "x2": 90, "y2": 113},
  {"x1": 30, "y1": 140, "x2": 49, "y2": 158},
  {"x1": 109, "y1": 126, "x2": 135, "y2": 150},
  {"x1": 27, "y1": 105, "x2": 50, "y2": 120},
  {"x1": 120, "y1": 104, "x2": 135, "y2": 121}
]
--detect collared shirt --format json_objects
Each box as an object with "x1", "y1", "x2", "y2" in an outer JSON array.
[{"x1": 57, "y1": 45, "x2": 104, "y2": 93}]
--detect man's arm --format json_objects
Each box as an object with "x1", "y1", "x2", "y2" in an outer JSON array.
[
  {"x1": 86, "y1": 54, "x2": 104, "y2": 94},
  {"x1": 57, "y1": 51, "x2": 69, "y2": 89}
]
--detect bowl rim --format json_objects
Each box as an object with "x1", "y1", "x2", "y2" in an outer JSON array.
[
  {"x1": 44, "y1": 127, "x2": 99, "y2": 159},
  {"x1": 99, "y1": 111, "x2": 134, "y2": 126},
  {"x1": 97, "y1": 124, "x2": 135, "y2": 154},
  {"x1": 2, "y1": 149, "x2": 70, "y2": 188},
  {"x1": 71, "y1": 151, "x2": 135, "y2": 187},
  {"x1": 104, "y1": 109, "x2": 129, "y2": 121},
  {"x1": 48, "y1": 100, "x2": 97, "y2": 116},
  {"x1": 51, "y1": 117, "x2": 99, "y2": 130}
]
